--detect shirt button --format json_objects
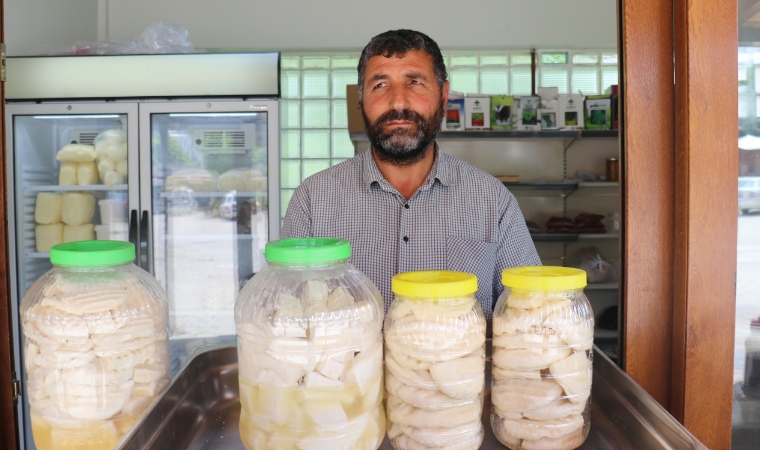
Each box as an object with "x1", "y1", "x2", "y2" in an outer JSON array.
[
  {"x1": 404, "y1": 204, "x2": 410, "y2": 209},
  {"x1": 403, "y1": 236, "x2": 409, "y2": 242}
]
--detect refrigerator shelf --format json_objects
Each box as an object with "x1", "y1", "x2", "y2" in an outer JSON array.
[
  {"x1": 24, "y1": 184, "x2": 128, "y2": 193},
  {"x1": 578, "y1": 233, "x2": 619, "y2": 239},
  {"x1": 159, "y1": 191, "x2": 268, "y2": 198}
]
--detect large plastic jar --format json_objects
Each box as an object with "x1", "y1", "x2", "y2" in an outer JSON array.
[
  {"x1": 491, "y1": 266, "x2": 594, "y2": 450},
  {"x1": 384, "y1": 271, "x2": 487, "y2": 450},
  {"x1": 234, "y1": 238, "x2": 385, "y2": 450},
  {"x1": 20, "y1": 241, "x2": 170, "y2": 450}
]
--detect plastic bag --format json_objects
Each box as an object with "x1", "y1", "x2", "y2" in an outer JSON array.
[
  {"x1": 567, "y1": 247, "x2": 618, "y2": 284},
  {"x1": 71, "y1": 22, "x2": 194, "y2": 55}
]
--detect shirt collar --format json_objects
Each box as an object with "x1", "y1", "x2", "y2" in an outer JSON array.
[{"x1": 362, "y1": 141, "x2": 456, "y2": 192}]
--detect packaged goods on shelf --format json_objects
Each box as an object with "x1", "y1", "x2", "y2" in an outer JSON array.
[
  {"x1": 59, "y1": 162, "x2": 78, "y2": 186},
  {"x1": 558, "y1": 94, "x2": 585, "y2": 129},
  {"x1": 34, "y1": 193, "x2": 63, "y2": 225},
  {"x1": 103, "y1": 171, "x2": 126, "y2": 187},
  {"x1": 540, "y1": 101, "x2": 560, "y2": 130},
  {"x1": 99, "y1": 199, "x2": 127, "y2": 225},
  {"x1": 63, "y1": 223, "x2": 95, "y2": 243},
  {"x1": 443, "y1": 91, "x2": 466, "y2": 131},
  {"x1": 514, "y1": 97, "x2": 541, "y2": 131},
  {"x1": 76, "y1": 162, "x2": 99, "y2": 186},
  {"x1": 61, "y1": 192, "x2": 96, "y2": 226},
  {"x1": 95, "y1": 223, "x2": 129, "y2": 241},
  {"x1": 465, "y1": 94, "x2": 491, "y2": 130},
  {"x1": 585, "y1": 95, "x2": 612, "y2": 130},
  {"x1": 35, "y1": 223, "x2": 63, "y2": 252},
  {"x1": 95, "y1": 129, "x2": 128, "y2": 186},
  {"x1": 491, "y1": 266, "x2": 593, "y2": 450},
  {"x1": 165, "y1": 168, "x2": 217, "y2": 192},
  {"x1": 56, "y1": 144, "x2": 96, "y2": 163},
  {"x1": 491, "y1": 95, "x2": 515, "y2": 130},
  {"x1": 20, "y1": 241, "x2": 170, "y2": 449},
  {"x1": 385, "y1": 271, "x2": 486, "y2": 450},
  {"x1": 606, "y1": 85, "x2": 619, "y2": 130},
  {"x1": 567, "y1": 247, "x2": 618, "y2": 284}
]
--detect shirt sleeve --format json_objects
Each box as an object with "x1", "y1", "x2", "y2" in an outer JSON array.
[
  {"x1": 493, "y1": 188, "x2": 542, "y2": 301},
  {"x1": 281, "y1": 184, "x2": 313, "y2": 238}
]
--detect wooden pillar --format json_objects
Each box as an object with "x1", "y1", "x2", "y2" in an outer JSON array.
[{"x1": 672, "y1": 0, "x2": 738, "y2": 448}]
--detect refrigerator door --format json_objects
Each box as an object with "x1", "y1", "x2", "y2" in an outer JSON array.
[
  {"x1": 139, "y1": 100, "x2": 279, "y2": 373},
  {"x1": 5, "y1": 102, "x2": 140, "y2": 450}
]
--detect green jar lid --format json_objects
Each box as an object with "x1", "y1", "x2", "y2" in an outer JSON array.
[
  {"x1": 50, "y1": 240, "x2": 135, "y2": 266},
  {"x1": 265, "y1": 238, "x2": 350, "y2": 263}
]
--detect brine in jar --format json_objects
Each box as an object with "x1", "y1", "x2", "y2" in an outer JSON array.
[
  {"x1": 384, "y1": 271, "x2": 487, "y2": 450},
  {"x1": 491, "y1": 266, "x2": 593, "y2": 450},
  {"x1": 235, "y1": 238, "x2": 386, "y2": 450}
]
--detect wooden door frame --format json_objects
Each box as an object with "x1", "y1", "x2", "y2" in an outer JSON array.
[
  {"x1": 621, "y1": 0, "x2": 738, "y2": 448},
  {"x1": 0, "y1": 0, "x2": 19, "y2": 448}
]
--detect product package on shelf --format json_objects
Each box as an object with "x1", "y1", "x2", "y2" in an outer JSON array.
[
  {"x1": 558, "y1": 94, "x2": 586, "y2": 130},
  {"x1": 443, "y1": 91, "x2": 465, "y2": 131},
  {"x1": 514, "y1": 97, "x2": 541, "y2": 131},
  {"x1": 465, "y1": 94, "x2": 491, "y2": 130},
  {"x1": 537, "y1": 87, "x2": 559, "y2": 130},
  {"x1": 491, "y1": 95, "x2": 515, "y2": 130},
  {"x1": 585, "y1": 95, "x2": 612, "y2": 130},
  {"x1": 385, "y1": 271, "x2": 486, "y2": 450},
  {"x1": 606, "y1": 85, "x2": 619, "y2": 130},
  {"x1": 95, "y1": 129, "x2": 128, "y2": 187}
]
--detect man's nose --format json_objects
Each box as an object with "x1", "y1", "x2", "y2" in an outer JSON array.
[{"x1": 387, "y1": 84, "x2": 411, "y2": 111}]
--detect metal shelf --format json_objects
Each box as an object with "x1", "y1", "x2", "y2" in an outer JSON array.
[
  {"x1": 160, "y1": 191, "x2": 267, "y2": 198},
  {"x1": 531, "y1": 234, "x2": 579, "y2": 243},
  {"x1": 349, "y1": 130, "x2": 618, "y2": 141},
  {"x1": 504, "y1": 182, "x2": 578, "y2": 191},
  {"x1": 594, "y1": 327, "x2": 619, "y2": 339},
  {"x1": 577, "y1": 233, "x2": 619, "y2": 239},
  {"x1": 24, "y1": 184, "x2": 128, "y2": 193},
  {"x1": 586, "y1": 283, "x2": 619, "y2": 290}
]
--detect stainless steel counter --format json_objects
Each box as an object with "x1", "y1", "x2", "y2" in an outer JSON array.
[{"x1": 118, "y1": 345, "x2": 706, "y2": 449}]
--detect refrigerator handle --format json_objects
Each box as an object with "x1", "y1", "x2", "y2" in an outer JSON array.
[
  {"x1": 139, "y1": 210, "x2": 150, "y2": 271},
  {"x1": 129, "y1": 209, "x2": 139, "y2": 263}
]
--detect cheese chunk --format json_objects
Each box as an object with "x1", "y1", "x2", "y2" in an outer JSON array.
[
  {"x1": 103, "y1": 171, "x2": 126, "y2": 187},
  {"x1": 98, "y1": 159, "x2": 115, "y2": 182},
  {"x1": 108, "y1": 143, "x2": 128, "y2": 162},
  {"x1": 59, "y1": 162, "x2": 78, "y2": 186},
  {"x1": 36, "y1": 223, "x2": 63, "y2": 252},
  {"x1": 116, "y1": 159, "x2": 128, "y2": 176},
  {"x1": 56, "y1": 144, "x2": 96, "y2": 163},
  {"x1": 76, "y1": 162, "x2": 98, "y2": 186},
  {"x1": 63, "y1": 224, "x2": 95, "y2": 243},
  {"x1": 62, "y1": 192, "x2": 96, "y2": 226},
  {"x1": 34, "y1": 193, "x2": 62, "y2": 225}
]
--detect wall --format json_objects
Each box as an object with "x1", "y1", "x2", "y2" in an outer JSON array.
[
  {"x1": 5, "y1": 0, "x2": 99, "y2": 56},
  {"x1": 6, "y1": 0, "x2": 617, "y2": 56}
]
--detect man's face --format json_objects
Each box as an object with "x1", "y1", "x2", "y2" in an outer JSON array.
[{"x1": 361, "y1": 50, "x2": 449, "y2": 165}]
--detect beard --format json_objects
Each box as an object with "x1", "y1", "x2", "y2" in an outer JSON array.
[{"x1": 361, "y1": 98, "x2": 444, "y2": 166}]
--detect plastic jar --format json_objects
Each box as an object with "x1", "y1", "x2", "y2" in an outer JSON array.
[
  {"x1": 234, "y1": 238, "x2": 385, "y2": 450},
  {"x1": 491, "y1": 266, "x2": 593, "y2": 450},
  {"x1": 384, "y1": 271, "x2": 487, "y2": 450},
  {"x1": 20, "y1": 241, "x2": 170, "y2": 450}
]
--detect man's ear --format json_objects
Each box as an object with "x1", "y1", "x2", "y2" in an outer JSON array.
[{"x1": 441, "y1": 80, "x2": 450, "y2": 105}]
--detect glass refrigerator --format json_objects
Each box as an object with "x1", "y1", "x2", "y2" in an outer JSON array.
[{"x1": 5, "y1": 53, "x2": 280, "y2": 449}]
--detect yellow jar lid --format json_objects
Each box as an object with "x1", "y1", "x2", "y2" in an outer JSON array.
[
  {"x1": 392, "y1": 271, "x2": 478, "y2": 298},
  {"x1": 501, "y1": 266, "x2": 587, "y2": 291}
]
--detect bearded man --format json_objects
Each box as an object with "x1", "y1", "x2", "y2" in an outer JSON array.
[{"x1": 281, "y1": 29, "x2": 540, "y2": 321}]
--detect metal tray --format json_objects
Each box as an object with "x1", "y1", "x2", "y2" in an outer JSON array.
[{"x1": 119, "y1": 345, "x2": 706, "y2": 449}]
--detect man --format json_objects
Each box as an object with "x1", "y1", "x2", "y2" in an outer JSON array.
[{"x1": 282, "y1": 29, "x2": 540, "y2": 322}]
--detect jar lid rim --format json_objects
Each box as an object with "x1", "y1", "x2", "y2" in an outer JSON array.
[
  {"x1": 50, "y1": 240, "x2": 135, "y2": 266},
  {"x1": 265, "y1": 238, "x2": 350, "y2": 263}
]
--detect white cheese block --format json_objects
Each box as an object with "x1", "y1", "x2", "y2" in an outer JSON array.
[
  {"x1": 62, "y1": 192, "x2": 96, "y2": 226},
  {"x1": 35, "y1": 193, "x2": 63, "y2": 225},
  {"x1": 116, "y1": 159, "x2": 128, "y2": 176},
  {"x1": 108, "y1": 143, "x2": 128, "y2": 162},
  {"x1": 103, "y1": 171, "x2": 126, "y2": 187},
  {"x1": 63, "y1": 224, "x2": 95, "y2": 243},
  {"x1": 97, "y1": 159, "x2": 115, "y2": 182},
  {"x1": 36, "y1": 223, "x2": 64, "y2": 252},
  {"x1": 59, "y1": 162, "x2": 78, "y2": 186},
  {"x1": 56, "y1": 144, "x2": 96, "y2": 163},
  {"x1": 76, "y1": 162, "x2": 99, "y2": 186}
]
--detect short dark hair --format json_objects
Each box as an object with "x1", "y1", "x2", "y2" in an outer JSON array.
[{"x1": 357, "y1": 29, "x2": 448, "y2": 101}]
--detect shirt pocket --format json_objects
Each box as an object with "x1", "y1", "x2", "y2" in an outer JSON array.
[{"x1": 446, "y1": 237, "x2": 498, "y2": 304}]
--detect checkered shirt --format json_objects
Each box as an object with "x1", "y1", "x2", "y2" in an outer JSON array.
[{"x1": 281, "y1": 144, "x2": 541, "y2": 323}]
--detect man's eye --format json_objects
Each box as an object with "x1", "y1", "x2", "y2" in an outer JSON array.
[
  {"x1": 374, "y1": 82, "x2": 387, "y2": 89},
  {"x1": 411, "y1": 80, "x2": 421, "y2": 85}
]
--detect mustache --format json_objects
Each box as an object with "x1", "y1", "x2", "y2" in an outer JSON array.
[{"x1": 375, "y1": 109, "x2": 426, "y2": 128}]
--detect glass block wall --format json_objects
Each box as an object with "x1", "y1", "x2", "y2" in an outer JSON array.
[{"x1": 279, "y1": 51, "x2": 619, "y2": 223}]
